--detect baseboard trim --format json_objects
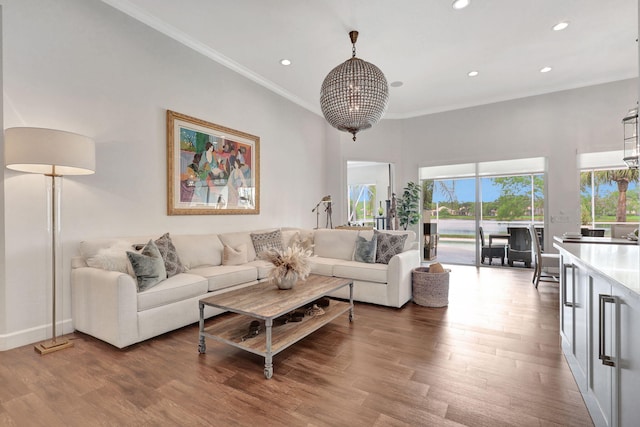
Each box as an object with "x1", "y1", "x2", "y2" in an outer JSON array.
[{"x1": 0, "y1": 319, "x2": 74, "y2": 351}]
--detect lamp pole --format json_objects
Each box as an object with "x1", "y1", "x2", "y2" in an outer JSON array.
[{"x1": 35, "y1": 170, "x2": 73, "y2": 354}]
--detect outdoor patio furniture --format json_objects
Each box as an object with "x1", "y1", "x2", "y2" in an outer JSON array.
[
  {"x1": 610, "y1": 223, "x2": 638, "y2": 238},
  {"x1": 507, "y1": 227, "x2": 532, "y2": 267},
  {"x1": 479, "y1": 226, "x2": 505, "y2": 265},
  {"x1": 580, "y1": 228, "x2": 605, "y2": 237},
  {"x1": 529, "y1": 224, "x2": 559, "y2": 288}
]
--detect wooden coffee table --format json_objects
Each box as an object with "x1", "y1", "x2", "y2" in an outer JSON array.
[{"x1": 198, "y1": 274, "x2": 354, "y2": 379}]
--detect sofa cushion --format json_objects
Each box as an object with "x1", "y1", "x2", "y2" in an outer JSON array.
[
  {"x1": 154, "y1": 233, "x2": 186, "y2": 277},
  {"x1": 219, "y1": 231, "x2": 258, "y2": 261},
  {"x1": 374, "y1": 230, "x2": 408, "y2": 264},
  {"x1": 222, "y1": 243, "x2": 248, "y2": 266},
  {"x1": 137, "y1": 273, "x2": 208, "y2": 311},
  {"x1": 290, "y1": 230, "x2": 314, "y2": 252},
  {"x1": 313, "y1": 229, "x2": 359, "y2": 261},
  {"x1": 333, "y1": 261, "x2": 388, "y2": 284},
  {"x1": 127, "y1": 240, "x2": 167, "y2": 292},
  {"x1": 188, "y1": 265, "x2": 258, "y2": 292},
  {"x1": 246, "y1": 259, "x2": 273, "y2": 280},
  {"x1": 170, "y1": 234, "x2": 224, "y2": 269},
  {"x1": 308, "y1": 256, "x2": 343, "y2": 277},
  {"x1": 280, "y1": 229, "x2": 299, "y2": 249},
  {"x1": 251, "y1": 229, "x2": 284, "y2": 259},
  {"x1": 84, "y1": 240, "x2": 135, "y2": 276},
  {"x1": 354, "y1": 235, "x2": 377, "y2": 263}
]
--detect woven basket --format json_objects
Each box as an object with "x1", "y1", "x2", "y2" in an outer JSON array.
[{"x1": 412, "y1": 267, "x2": 450, "y2": 307}]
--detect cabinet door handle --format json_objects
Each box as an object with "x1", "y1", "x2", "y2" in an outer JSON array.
[
  {"x1": 562, "y1": 264, "x2": 574, "y2": 307},
  {"x1": 598, "y1": 294, "x2": 616, "y2": 367}
]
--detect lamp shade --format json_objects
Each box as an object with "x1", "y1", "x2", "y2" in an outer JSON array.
[{"x1": 5, "y1": 127, "x2": 95, "y2": 176}]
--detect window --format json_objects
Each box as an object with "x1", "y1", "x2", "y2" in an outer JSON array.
[
  {"x1": 347, "y1": 184, "x2": 377, "y2": 226},
  {"x1": 580, "y1": 168, "x2": 639, "y2": 232},
  {"x1": 578, "y1": 151, "x2": 639, "y2": 235}
]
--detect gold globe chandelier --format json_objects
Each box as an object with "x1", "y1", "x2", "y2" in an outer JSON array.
[{"x1": 320, "y1": 30, "x2": 389, "y2": 142}]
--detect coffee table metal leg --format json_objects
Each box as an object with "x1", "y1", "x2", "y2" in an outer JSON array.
[
  {"x1": 198, "y1": 302, "x2": 206, "y2": 354},
  {"x1": 264, "y1": 318, "x2": 273, "y2": 379},
  {"x1": 349, "y1": 282, "x2": 354, "y2": 322}
]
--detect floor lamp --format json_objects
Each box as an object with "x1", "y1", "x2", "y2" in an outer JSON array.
[{"x1": 5, "y1": 127, "x2": 95, "y2": 355}]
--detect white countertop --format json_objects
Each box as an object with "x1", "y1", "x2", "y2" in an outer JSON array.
[{"x1": 553, "y1": 236, "x2": 640, "y2": 295}]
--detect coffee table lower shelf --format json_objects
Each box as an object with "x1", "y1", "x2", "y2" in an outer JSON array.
[{"x1": 198, "y1": 300, "x2": 352, "y2": 378}]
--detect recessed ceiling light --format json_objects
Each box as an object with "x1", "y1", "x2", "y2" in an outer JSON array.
[
  {"x1": 540, "y1": 66, "x2": 552, "y2": 73},
  {"x1": 467, "y1": 70, "x2": 479, "y2": 77},
  {"x1": 552, "y1": 21, "x2": 569, "y2": 31},
  {"x1": 452, "y1": 0, "x2": 470, "y2": 10},
  {"x1": 280, "y1": 59, "x2": 291, "y2": 66},
  {"x1": 390, "y1": 81, "x2": 404, "y2": 88}
]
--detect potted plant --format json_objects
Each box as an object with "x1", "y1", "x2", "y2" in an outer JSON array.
[
  {"x1": 397, "y1": 181, "x2": 421, "y2": 230},
  {"x1": 262, "y1": 245, "x2": 312, "y2": 289}
]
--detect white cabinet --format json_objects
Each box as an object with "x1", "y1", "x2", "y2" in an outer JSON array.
[
  {"x1": 558, "y1": 247, "x2": 640, "y2": 427},
  {"x1": 573, "y1": 262, "x2": 589, "y2": 388},
  {"x1": 559, "y1": 256, "x2": 573, "y2": 348},
  {"x1": 588, "y1": 274, "x2": 615, "y2": 427},
  {"x1": 614, "y1": 286, "x2": 640, "y2": 427},
  {"x1": 559, "y1": 255, "x2": 588, "y2": 391}
]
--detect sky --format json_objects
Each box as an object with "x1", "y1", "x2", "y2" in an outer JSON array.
[{"x1": 432, "y1": 177, "x2": 638, "y2": 204}]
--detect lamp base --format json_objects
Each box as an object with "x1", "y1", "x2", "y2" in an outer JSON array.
[{"x1": 34, "y1": 338, "x2": 74, "y2": 355}]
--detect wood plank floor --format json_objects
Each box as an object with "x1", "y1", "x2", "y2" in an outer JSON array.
[{"x1": 0, "y1": 266, "x2": 593, "y2": 426}]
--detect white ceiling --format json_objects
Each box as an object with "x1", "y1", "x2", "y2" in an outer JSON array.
[{"x1": 102, "y1": 0, "x2": 639, "y2": 119}]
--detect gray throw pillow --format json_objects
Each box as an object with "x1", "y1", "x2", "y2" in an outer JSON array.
[
  {"x1": 154, "y1": 233, "x2": 185, "y2": 277},
  {"x1": 354, "y1": 235, "x2": 377, "y2": 263},
  {"x1": 251, "y1": 230, "x2": 284, "y2": 258},
  {"x1": 375, "y1": 231, "x2": 408, "y2": 264},
  {"x1": 127, "y1": 240, "x2": 167, "y2": 292}
]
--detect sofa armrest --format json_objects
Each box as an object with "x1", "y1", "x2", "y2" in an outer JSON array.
[
  {"x1": 71, "y1": 267, "x2": 139, "y2": 348},
  {"x1": 386, "y1": 249, "x2": 421, "y2": 307}
]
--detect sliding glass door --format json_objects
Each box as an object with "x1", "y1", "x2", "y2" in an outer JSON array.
[{"x1": 420, "y1": 158, "x2": 546, "y2": 266}]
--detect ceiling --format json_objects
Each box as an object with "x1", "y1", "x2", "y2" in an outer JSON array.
[{"x1": 102, "y1": 0, "x2": 638, "y2": 119}]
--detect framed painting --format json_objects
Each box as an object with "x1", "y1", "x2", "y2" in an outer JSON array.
[{"x1": 167, "y1": 110, "x2": 260, "y2": 215}]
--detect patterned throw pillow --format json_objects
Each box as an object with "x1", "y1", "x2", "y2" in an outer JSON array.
[
  {"x1": 154, "y1": 233, "x2": 185, "y2": 277},
  {"x1": 222, "y1": 244, "x2": 248, "y2": 266},
  {"x1": 251, "y1": 230, "x2": 284, "y2": 258},
  {"x1": 354, "y1": 235, "x2": 377, "y2": 263},
  {"x1": 126, "y1": 240, "x2": 167, "y2": 292},
  {"x1": 374, "y1": 231, "x2": 408, "y2": 264}
]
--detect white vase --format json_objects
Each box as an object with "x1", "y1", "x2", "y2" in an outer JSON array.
[{"x1": 274, "y1": 271, "x2": 298, "y2": 290}]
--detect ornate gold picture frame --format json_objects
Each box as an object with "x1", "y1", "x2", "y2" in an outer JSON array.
[{"x1": 167, "y1": 110, "x2": 260, "y2": 215}]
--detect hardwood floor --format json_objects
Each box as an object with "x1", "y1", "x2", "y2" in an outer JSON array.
[{"x1": 0, "y1": 266, "x2": 593, "y2": 426}]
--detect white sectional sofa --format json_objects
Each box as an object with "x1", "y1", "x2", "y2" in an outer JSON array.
[{"x1": 71, "y1": 227, "x2": 420, "y2": 348}]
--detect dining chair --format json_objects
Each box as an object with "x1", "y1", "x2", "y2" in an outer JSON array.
[
  {"x1": 507, "y1": 227, "x2": 532, "y2": 267},
  {"x1": 479, "y1": 226, "x2": 505, "y2": 265},
  {"x1": 529, "y1": 224, "x2": 559, "y2": 288}
]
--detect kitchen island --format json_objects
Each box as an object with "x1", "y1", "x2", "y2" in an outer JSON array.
[{"x1": 553, "y1": 237, "x2": 639, "y2": 427}]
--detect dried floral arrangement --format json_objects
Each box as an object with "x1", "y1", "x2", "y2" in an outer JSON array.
[{"x1": 262, "y1": 245, "x2": 312, "y2": 282}]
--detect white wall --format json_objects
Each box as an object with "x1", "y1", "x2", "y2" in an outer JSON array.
[
  {"x1": 0, "y1": 0, "x2": 327, "y2": 349},
  {"x1": 1, "y1": 0, "x2": 637, "y2": 350},
  {"x1": 0, "y1": 6, "x2": 5, "y2": 338},
  {"x1": 328, "y1": 78, "x2": 638, "y2": 243}
]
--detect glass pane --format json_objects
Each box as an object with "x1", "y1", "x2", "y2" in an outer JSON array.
[
  {"x1": 427, "y1": 178, "x2": 476, "y2": 265},
  {"x1": 421, "y1": 166, "x2": 546, "y2": 267},
  {"x1": 347, "y1": 184, "x2": 376, "y2": 226},
  {"x1": 580, "y1": 168, "x2": 640, "y2": 236}
]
